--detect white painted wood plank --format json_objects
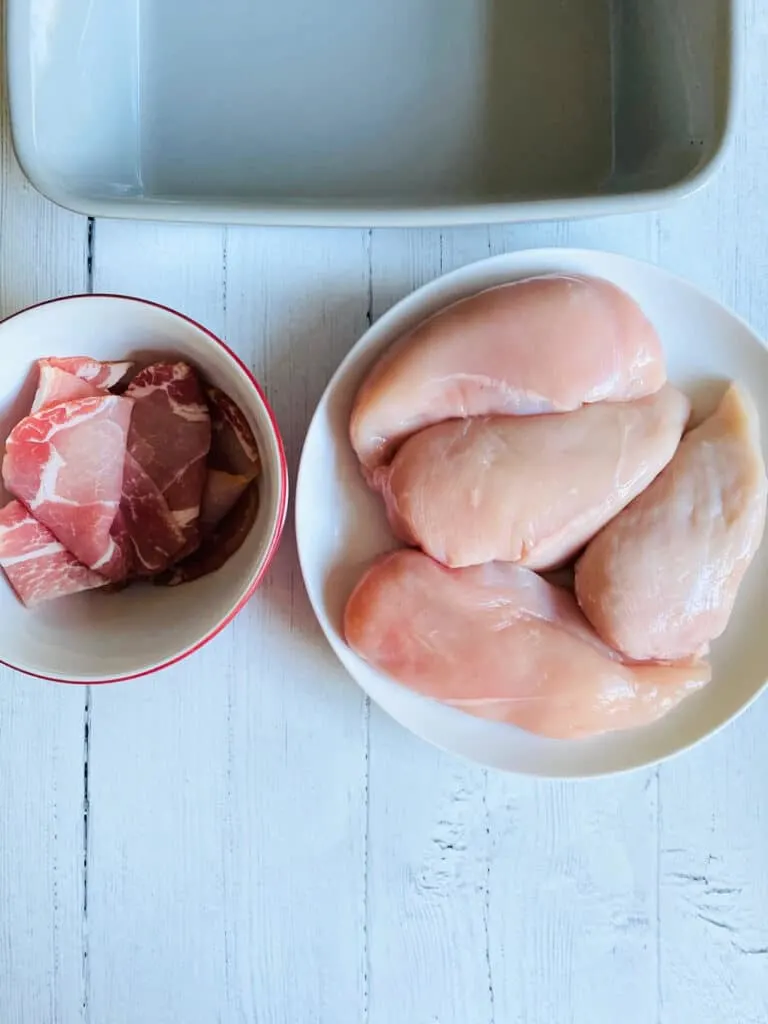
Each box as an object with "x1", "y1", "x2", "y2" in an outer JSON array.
[
  {"x1": 658, "y1": 727, "x2": 768, "y2": 1024},
  {"x1": 486, "y1": 774, "x2": 658, "y2": 1024},
  {"x1": 653, "y1": 4, "x2": 768, "y2": 1019},
  {"x1": 367, "y1": 711, "x2": 492, "y2": 1024},
  {"x1": 489, "y1": 211, "x2": 660, "y2": 263},
  {"x1": 0, "y1": 15, "x2": 89, "y2": 1020},
  {"x1": 223, "y1": 226, "x2": 369, "y2": 1024},
  {"x1": 86, "y1": 222, "x2": 369, "y2": 1024},
  {"x1": 0, "y1": 681, "x2": 88, "y2": 1024}
]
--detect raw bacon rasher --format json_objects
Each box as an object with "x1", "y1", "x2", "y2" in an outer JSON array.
[
  {"x1": 42, "y1": 357, "x2": 133, "y2": 390},
  {"x1": 0, "y1": 500, "x2": 106, "y2": 606},
  {"x1": 159, "y1": 482, "x2": 259, "y2": 586},
  {"x1": 2, "y1": 394, "x2": 133, "y2": 580},
  {"x1": 198, "y1": 386, "x2": 261, "y2": 535},
  {"x1": 125, "y1": 363, "x2": 211, "y2": 545},
  {"x1": 119, "y1": 452, "x2": 186, "y2": 574},
  {"x1": 28, "y1": 363, "x2": 184, "y2": 576},
  {"x1": 207, "y1": 386, "x2": 261, "y2": 481},
  {"x1": 31, "y1": 364, "x2": 102, "y2": 412},
  {"x1": 0, "y1": 354, "x2": 261, "y2": 605}
]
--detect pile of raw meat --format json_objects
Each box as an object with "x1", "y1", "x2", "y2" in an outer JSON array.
[
  {"x1": 343, "y1": 274, "x2": 768, "y2": 740},
  {"x1": 0, "y1": 356, "x2": 261, "y2": 607}
]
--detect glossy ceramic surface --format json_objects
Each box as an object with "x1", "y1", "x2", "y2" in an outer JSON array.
[{"x1": 7, "y1": 0, "x2": 736, "y2": 225}]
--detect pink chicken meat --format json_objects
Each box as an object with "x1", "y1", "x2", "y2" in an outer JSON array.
[
  {"x1": 575, "y1": 383, "x2": 768, "y2": 662},
  {"x1": 350, "y1": 274, "x2": 666, "y2": 473},
  {"x1": 1, "y1": 394, "x2": 133, "y2": 579},
  {"x1": 0, "y1": 500, "x2": 107, "y2": 606},
  {"x1": 376, "y1": 384, "x2": 690, "y2": 569},
  {"x1": 344, "y1": 550, "x2": 710, "y2": 740}
]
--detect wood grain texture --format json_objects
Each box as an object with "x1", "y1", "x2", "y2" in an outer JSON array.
[
  {"x1": 0, "y1": 6, "x2": 89, "y2": 1020},
  {"x1": 223, "y1": 227, "x2": 370, "y2": 1024}
]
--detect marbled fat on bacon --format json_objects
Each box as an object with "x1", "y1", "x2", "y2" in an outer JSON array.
[
  {"x1": 125, "y1": 363, "x2": 211, "y2": 545},
  {"x1": 0, "y1": 500, "x2": 107, "y2": 606},
  {"x1": 158, "y1": 481, "x2": 259, "y2": 586},
  {"x1": 199, "y1": 386, "x2": 260, "y2": 534},
  {"x1": 1, "y1": 395, "x2": 133, "y2": 580},
  {"x1": 31, "y1": 364, "x2": 103, "y2": 412},
  {"x1": 30, "y1": 360, "x2": 187, "y2": 574},
  {"x1": 119, "y1": 452, "x2": 186, "y2": 574},
  {"x1": 207, "y1": 386, "x2": 261, "y2": 481},
  {"x1": 42, "y1": 357, "x2": 134, "y2": 390}
]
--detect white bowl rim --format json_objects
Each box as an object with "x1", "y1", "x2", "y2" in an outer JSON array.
[{"x1": 0, "y1": 292, "x2": 289, "y2": 685}]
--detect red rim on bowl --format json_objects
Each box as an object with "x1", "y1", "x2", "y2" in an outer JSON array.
[{"x1": 0, "y1": 293, "x2": 289, "y2": 685}]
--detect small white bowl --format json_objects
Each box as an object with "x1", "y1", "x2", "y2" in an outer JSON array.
[
  {"x1": 0, "y1": 294, "x2": 288, "y2": 684},
  {"x1": 296, "y1": 248, "x2": 768, "y2": 778}
]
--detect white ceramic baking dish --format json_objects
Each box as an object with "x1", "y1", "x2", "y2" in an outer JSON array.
[{"x1": 6, "y1": 0, "x2": 737, "y2": 227}]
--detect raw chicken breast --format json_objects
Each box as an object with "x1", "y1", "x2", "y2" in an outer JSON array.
[
  {"x1": 376, "y1": 384, "x2": 690, "y2": 570},
  {"x1": 0, "y1": 500, "x2": 107, "y2": 607},
  {"x1": 2, "y1": 395, "x2": 133, "y2": 579},
  {"x1": 350, "y1": 274, "x2": 666, "y2": 473},
  {"x1": 575, "y1": 383, "x2": 768, "y2": 661},
  {"x1": 344, "y1": 550, "x2": 710, "y2": 740}
]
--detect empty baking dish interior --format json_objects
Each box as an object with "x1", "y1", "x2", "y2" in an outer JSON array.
[{"x1": 9, "y1": 0, "x2": 732, "y2": 215}]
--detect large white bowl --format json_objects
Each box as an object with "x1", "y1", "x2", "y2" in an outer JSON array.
[
  {"x1": 0, "y1": 295, "x2": 288, "y2": 684},
  {"x1": 296, "y1": 248, "x2": 768, "y2": 778}
]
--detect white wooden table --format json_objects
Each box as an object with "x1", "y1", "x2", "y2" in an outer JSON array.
[{"x1": 2, "y1": 8, "x2": 768, "y2": 1023}]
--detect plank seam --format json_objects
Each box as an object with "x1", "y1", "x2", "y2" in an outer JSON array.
[
  {"x1": 81, "y1": 688, "x2": 91, "y2": 1024},
  {"x1": 365, "y1": 230, "x2": 373, "y2": 328},
  {"x1": 363, "y1": 698, "x2": 371, "y2": 1020},
  {"x1": 222, "y1": 226, "x2": 228, "y2": 319},
  {"x1": 656, "y1": 766, "x2": 662, "y2": 1024},
  {"x1": 86, "y1": 219, "x2": 95, "y2": 291},
  {"x1": 483, "y1": 770, "x2": 495, "y2": 1024}
]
